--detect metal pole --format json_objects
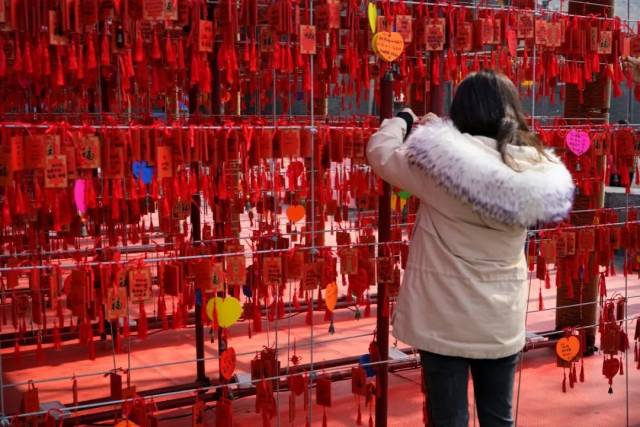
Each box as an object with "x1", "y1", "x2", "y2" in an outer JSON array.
[{"x1": 375, "y1": 70, "x2": 394, "y2": 427}]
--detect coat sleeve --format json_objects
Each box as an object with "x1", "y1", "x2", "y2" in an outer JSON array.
[{"x1": 366, "y1": 117, "x2": 437, "y2": 200}]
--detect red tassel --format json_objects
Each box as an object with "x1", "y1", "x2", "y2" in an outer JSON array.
[
  {"x1": 87, "y1": 34, "x2": 97, "y2": 70},
  {"x1": 152, "y1": 30, "x2": 162, "y2": 61},
  {"x1": 159, "y1": 296, "x2": 168, "y2": 330},
  {"x1": 293, "y1": 291, "x2": 301, "y2": 310},
  {"x1": 134, "y1": 28, "x2": 144, "y2": 63},
  {"x1": 538, "y1": 287, "x2": 544, "y2": 311},
  {"x1": 580, "y1": 359, "x2": 585, "y2": 382},
  {"x1": 253, "y1": 302, "x2": 262, "y2": 333},
  {"x1": 364, "y1": 297, "x2": 371, "y2": 318},
  {"x1": 620, "y1": 359, "x2": 624, "y2": 375},
  {"x1": 545, "y1": 271, "x2": 551, "y2": 289},
  {"x1": 166, "y1": 38, "x2": 176, "y2": 69},
  {"x1": 0, "y1": 39, "x2": 6, "y2": 77},
  {"x1": 369, "y1": 413, "x2": 373, "y2": 427},
  {"x1": 322, "y1": 408, "x2": 327, "y2": 427},
  {"x1": 357, "y1": 400, "x2": 362, "y2": 425},
  {"x1": 87, "y1": 326, "x2": 96, "y2": 360},
  {"x1": 562, "y1": 371, "x2": 567, "y2": 392},
  {"x1": 635, "y1": 342, "x2": 638, "y2": 362},
  {"x1": 36, "y1": 335, "x2": 44, "y2": 363},
  {"x1": 53, "y1": 322, "x2": 62, "y2": 350},
  {"x1": 55, "y1": 47, "x2": 65, "y2": 86},
  {"x1": 100, "y1": 33, "x2": 110, "y2": 66},
  {"x1": 13, "y1": 339, "x2": 20, "y2": 365},
  {"x1": 306, "y1": 299, "x2": 313, "y2": 325}
]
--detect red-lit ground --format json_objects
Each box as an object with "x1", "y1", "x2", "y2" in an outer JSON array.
[{"x1": 2, "y1": 269, "x2": 639, "y2": 426}]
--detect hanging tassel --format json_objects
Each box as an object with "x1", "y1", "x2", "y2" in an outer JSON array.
[
  {"x1": 13, "y1": 339, "x2": 20, "y2": 365},
  {"x1": 634, "y1": 342, "x2": 638, "y2": 362},
  {"x1": 100, "y1": 33, "x2": 110, "y2": 66},
  {"x1": 562, "y1": 370, "x2": 566, "y2": 393},
  {"x1": 87, "y1": 325, "x2": 96, "y2": 360},
  {"x1": 357, "y1": 399, "x2": 362, "y2": 425},
  {"x1": 580, "y1": 358, "x2": 585, "y2": 382},
  {"x1": 538, "y1": 287, "x2": 544, "y2": 311},
  {"x1": 253, "y1": 302, "x2": 262, "y2": 332},
  {"x1": 53, "y1": 322, "x2": 62, "y2": 350},
  {"x1": 545, "y1": 271, "x2": 551, "y2": 289},
  {"x1": 305, "y1": 299, "x2": 313, "y2": 325},
  {"x1": 36, "y1": 335, "x2": 44, "y2": 363},
  {"x1": 620, "y1": 359, "x2": 624, "y2": 376},
  {"x1": 152, "y1": 30, "x2": 162, "y2": 60},
  {"x1": 322, "y1": 407, "x2": 327, "y2": 427},
  {"x1": 138, "y1": 303, "x2": 148, "y2": 339},
  {"x1": 328, "y1": 318, "x2": 335, "y2": 335},
  {"x1": 364, "y1": 297, "x2": 371, "y2": 318}
]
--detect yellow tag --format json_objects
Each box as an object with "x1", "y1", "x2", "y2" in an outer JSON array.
[{"x1": 368, "y1": 3, "x2": 377, "y2": 33}]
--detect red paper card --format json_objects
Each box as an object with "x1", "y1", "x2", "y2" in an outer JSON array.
[
  {"x1": 396, "y1": 15, "x2": 413, "y2": 43},
  {"x1": 198, "y1": 20, "x2": 214, "y2": 53},
  {"x1": 77, "y1": 136, "x2": 101, "y2": 169},
  {"x1": 129, "y1": 267, "x2": 152, "y2": 304},
  {"x1": 143, "y1": 0, "x2": 177, "y2": 21},
  {"x1": 44, "y1": 155, "x2": 68, "y2": 188},
  {"x1": 263, "y1": 256, "x2": 283, "y2": 287},
  {"x1": 425, "y1": 18, "x2": 445, "y2": 51},
  {"x1": 106, "y1": 287, "x2": 128, "y2": 319},
  {"x1": 156, "y1": 145, "x2": 173, "y2": 178},
  {"x1": 300, "y1": 25, "x2": 316, "y2": 55}
]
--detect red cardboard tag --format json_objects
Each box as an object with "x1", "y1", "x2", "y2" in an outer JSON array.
[
  {"x1": 263, "y1": 256, "x2": 283, "y2": 287},
  {"x1": 198, "y1": 20, "x2": 214, "y2": 53},
  {"x1": 396, "y1": 15, "x2": 413, "y2": 43},
  {"x1": 77, "y1": 136, "x2": 101, "y2": 169},
  {"x1": 425, "y1": 18, "x2": 445, "y2": 51},
  {"x1": 45, "y1": 155, "x2": 68, "y2": 188},
  {"x1": 300, "y1": 25, "x2": 316, "y2": 54},
  {"x1": 129, "y1": 267, "x2": 152, "y2": 304}
]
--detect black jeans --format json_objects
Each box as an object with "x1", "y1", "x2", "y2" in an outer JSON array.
[{"x1": 420, "y1": 350, "x2": 520, "y2": 427}]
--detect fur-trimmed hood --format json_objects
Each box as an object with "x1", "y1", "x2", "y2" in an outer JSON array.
[{"x1": 405, "y1": 119, "x2": 575, "y2": 227}]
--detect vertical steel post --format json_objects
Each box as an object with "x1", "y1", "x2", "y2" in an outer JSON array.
[{"x1": 375, "y1": 71, "x2": 394, "y2": 427}]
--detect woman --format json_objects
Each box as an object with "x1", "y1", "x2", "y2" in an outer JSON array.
[{"x1": 366, "y1": 71, "x2": 575, "y2": 427}]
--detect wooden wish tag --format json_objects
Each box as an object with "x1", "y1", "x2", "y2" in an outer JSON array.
[
  {"x1": 301, "y1": 261, "x2": 320, "y2": 291},
  {"x1": 376, "y1": 257, "x2": 393, "y2": 283},
  {"x1": 226, "y1": 255, "x2": 247, "y2": 286},
  {"x1": 351, "y1": 366, "x2": 367, "y2": 396},
  {"x1": 129, "y1": 267, "x2": 152, "y2": 304},
  {"x1": 339, "y1": 248, "x2": 358, "y2": 275},
  {"x1": 106, "y1": 287, "x2": 128, "y2": 320},
  {"x1": 192, "y1": 259, "x2": 213, "y2": 290},
  {"x1": 24, "y1": 135, "x2": 47, "y2": 170},
  {"x1": 517, "y1": 12, "x2": 534, "y2": 39},
  {"x1": 315, "y1": 376, "x2": 332, "y2": 407},
  {"x1": 21, "y1": 381, "x2": 40, "y2": 413},
  {"x1": 280, "y1": 129, "x2": 301, "y2": 158},
  {"x1": 110, "y1": 372, "x2": 122, "y2": 399},
  {"x1": 160, "y1": 263, "x2": 182, "y2": 296},
  {"x1": 299, "y1": 25, "x2": 316, "y2": 55},
  {"x1": 425, "y1": 18, "x2": 445, "y2": 51},
  {"x1": 396, "y1": 15, "x2": 413, "y2": 43},
  {"x1": 44, "y1": 155, "x2": 68, "y2": 188},
  {"x1": 285, "y1": 250, "x2": 304, "y2": 281},
  {"x1": 262, "y1": 256, "x2": 283, "y2": 287},
  {"x1": 77, "y1": 136, "x2": 101, "y2": 169}
]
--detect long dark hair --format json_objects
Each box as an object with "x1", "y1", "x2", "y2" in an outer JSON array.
[{"x1": 449, "y1": 70, "x2": 547, "y2": 168}]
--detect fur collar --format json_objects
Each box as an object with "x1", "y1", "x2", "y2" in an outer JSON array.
[{"x1": 405, "y1": 120, "x2": 575, "y2": 227}]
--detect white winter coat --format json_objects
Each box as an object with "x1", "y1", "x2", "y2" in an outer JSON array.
[{"x1": 367, "y1": 117, "x2": 575, "y2": 359}]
